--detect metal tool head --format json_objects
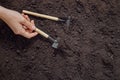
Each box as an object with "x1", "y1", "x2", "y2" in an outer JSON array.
[
  {"x1": 52, "y1": 37, "x2": 60, "y2": 49},
  {"x1": 52, "y1": 40, "x2": 59, "y2": 49},
  {"x1": 48, "y1": 36, "x2": 60, "y2": 49},
  {"x1": 66, "y1": 16, "x2": 71, "y2": 27},
  {"x1": 59, "y1": 16, "x2": 71, "y2": 27}
]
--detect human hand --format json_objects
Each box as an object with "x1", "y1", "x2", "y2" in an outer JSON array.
[
  {"x1": 21, "y1": 13, "x2": 36, "y2": 30},
  {"x1": 0, "y1": 7, "x2": 38, "y2": 38}
]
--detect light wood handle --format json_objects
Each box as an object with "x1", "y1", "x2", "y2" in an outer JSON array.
[
  {"x1": 23, "y1": 10, "x2": 59, "y2": 21},
  {"x1": 35, "y1": 28, "x2": 49, "y2": 38}
]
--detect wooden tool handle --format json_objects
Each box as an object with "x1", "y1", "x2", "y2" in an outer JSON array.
[
  {"x1": 23, "y1": 10, "x2": 59, "y2": 21},
  {"x1": 35, "y1": 28, "x2": 49, "y2": 38}
]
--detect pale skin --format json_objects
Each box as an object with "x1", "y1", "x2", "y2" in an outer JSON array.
[{"x1": 0, "y1": 6, "x2": 38, "y2": 38}]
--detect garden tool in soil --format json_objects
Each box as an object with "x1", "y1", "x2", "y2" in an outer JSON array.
[
  {"x1": 35, "y1": 27, "x2": 59, "y2": 49},
  {"x1": 23, "y1": 10, "x2": 71, "y2": 26}
]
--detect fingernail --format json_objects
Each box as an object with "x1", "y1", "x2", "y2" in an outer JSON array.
[{"x1": 32, "y1": 26, "x2": 36, "y2": 29}]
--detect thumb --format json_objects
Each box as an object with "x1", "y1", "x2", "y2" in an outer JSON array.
[{"x1": 22, "y1": 19, "x2": 35, "y2": 30}]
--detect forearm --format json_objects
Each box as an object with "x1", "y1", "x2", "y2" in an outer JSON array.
[{"x1": 0, "y1": 6, "x2": 8, "y2": 19}]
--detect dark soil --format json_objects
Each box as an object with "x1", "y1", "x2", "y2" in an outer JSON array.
[{"x1": 0, "y1": 0, "x2": 120, "y2": 80}]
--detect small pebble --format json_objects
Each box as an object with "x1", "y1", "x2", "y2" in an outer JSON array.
[
  {"x1": 31, "y1": 56, "x2": 35, "y2": 60},
  {"x1": 23, "y1": 49, "x2": 27, "y2": 53},
  {"x1": 5, "y1": 59, "x2": 9, "y2": 63},
  {"x1": 16, "y1": 49, "x2": 21, "y2": 54}
]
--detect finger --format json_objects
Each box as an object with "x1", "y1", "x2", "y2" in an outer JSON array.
[
  {"x1": 31, "y1": 20, "x2": 35, "y2": 25},
  {"x1": 25, "y1": 27, "x2": 33, "y2": 33},
  {"x1": 25, "y1": 15, "x2": 30, "y2": 21},
  {"x1": 21, "y1": 14, "x2": 30, "y2": 22},
  {"x1": 21, "y1": 31, "x2": 38, "y2": 39},
  {"x1": 21, "y1": 15, "x2": 33, "y2": 31},
  {"x1": 25, "y1": 20, "x2": 34, "y2": 33},
  {"x1": 22, "y1": 20, "x2": 34, "y2": 32},
  {"x1": 21, "y1": 13, "x2": 26, "y2": 18},
  {"x1": 30, "y1": 20, "x2": 36, "y2": 32},
  {"x1": 22, "y1": 14, "x2": 28, "y2": 20},
  {"x1": 22, "y1": 19, "x2": 35, "y2": 30},
  {"x1": 25, "y1": 29, "x2": 32, "y2": 33},
  {"x1": 22, "y1": 25, "x2": 27, "y2": 29}
]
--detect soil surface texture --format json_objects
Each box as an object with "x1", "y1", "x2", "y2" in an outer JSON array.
[{"x1": 0, "y1": 0, "x2": 120, "y2": 80}]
